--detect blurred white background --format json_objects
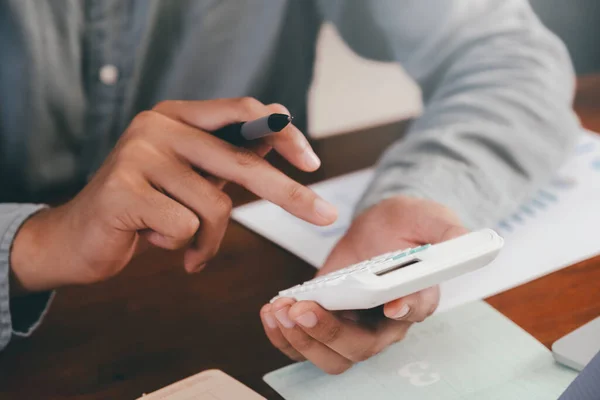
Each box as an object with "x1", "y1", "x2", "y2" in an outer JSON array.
[{"x1": 308, "y1": 23, "x2": 422, "y2": 138}]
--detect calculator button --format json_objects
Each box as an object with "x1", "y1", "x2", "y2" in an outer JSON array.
[
  {"x1": 410, "y1": 244, "x2": 431, "y2": 254},
  {"x1": 391, "y1": 252, "x2": 409, "y2": 261}
]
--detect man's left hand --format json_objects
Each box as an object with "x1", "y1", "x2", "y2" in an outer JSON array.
[{"x1": 260, "y1": 196, "x2": 468, "y2": 374}]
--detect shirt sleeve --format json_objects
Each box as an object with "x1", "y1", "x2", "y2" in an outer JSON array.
[
  {"x1": 318, "y1": 0, "x2": 582, "y2": 229},
  {"x1": 558, "y1": 349, "x2": 600, "y2": 400},
  {"x1": 0, "y1": 204, "x2": 54, "y2": 351}
]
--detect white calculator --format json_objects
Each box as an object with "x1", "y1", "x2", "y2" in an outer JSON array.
[{"x1": 272, "y1": 229, "x2": 504, "y2": 310}]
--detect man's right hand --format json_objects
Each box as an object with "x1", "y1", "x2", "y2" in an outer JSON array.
[{"x1": 10, "y1": 98, "x2": 338, "y2": 293}]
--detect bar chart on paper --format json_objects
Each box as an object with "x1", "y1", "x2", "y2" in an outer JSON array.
[
  {"x1": 497, "y1": 136, "x2": 600, "y2": 234},
  {"x1": 442, "y1": 131, "x2": 600, "y2": 310},
  {"x1": 232, "y1": 131, "x2": 600, "y2": 311}
]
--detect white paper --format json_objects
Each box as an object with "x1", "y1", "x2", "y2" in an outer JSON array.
[
  {"x1": 233, "y1": 131, "x2": 600, "y2": 311},
  {"x1": 264, "y1": 301, "x2": 577, "y2": 400}
]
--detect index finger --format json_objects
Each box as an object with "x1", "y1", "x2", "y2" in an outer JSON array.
[
  {"x1": 262, "y1": 103, "x2": 321, "y2": 172},
  {"x1": 383, "y1": 286, "x2": 440, "y2": 323},
  {"x1": 153, "y1": 98, "x2": 321, "y2": 172},
  {"x1": 146, "y1": 114, "x2": 338, "y2": 226},
  {"x1": 286, "y1": 301, "x2": 410, "y2": 363}
]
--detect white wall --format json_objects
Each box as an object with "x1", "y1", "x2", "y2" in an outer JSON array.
[{"x1": 308, "y1": 23, "x2": 423, "y2": 138}]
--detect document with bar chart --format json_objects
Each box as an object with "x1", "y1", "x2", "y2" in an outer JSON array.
[{"x1": 233, "y1": 131, "x2": 600, "y2": 311}]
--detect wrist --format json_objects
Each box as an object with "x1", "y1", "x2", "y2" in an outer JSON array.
[
  {"x1": 354, "y1": 189, "x2": 426, "y2": 219},
  {"x1": 352, "y1": 195, "x2": 465, "y2": 243},
  {"x1": 10, "y1": 206, "x2": 72, "y2": 294}
]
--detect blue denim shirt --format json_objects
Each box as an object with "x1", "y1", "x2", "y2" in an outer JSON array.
[{"x1": 0, "y1": 0, "x2": 581, "y2": 349}]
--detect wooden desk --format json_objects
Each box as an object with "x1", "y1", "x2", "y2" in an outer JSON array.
[{"x1": 1, "y1": 81, "x2": 600, "y2": 400}]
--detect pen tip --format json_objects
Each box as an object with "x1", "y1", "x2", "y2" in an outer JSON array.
[{"x1": 268, "y1": 113, "x2": 294, "y2": 132}]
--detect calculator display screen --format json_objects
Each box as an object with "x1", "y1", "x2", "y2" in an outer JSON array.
[{"x1": 375, "y1": 258, "x2": 421, "y2": 276}]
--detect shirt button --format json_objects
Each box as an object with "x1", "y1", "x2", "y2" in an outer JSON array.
[{"x1": 99, "y1": 64, "x2": 119, "y2": 85}]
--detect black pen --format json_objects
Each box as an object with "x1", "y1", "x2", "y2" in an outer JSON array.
[{"x1": 213, "y1": 113, "x2": 293, "y2": 146}]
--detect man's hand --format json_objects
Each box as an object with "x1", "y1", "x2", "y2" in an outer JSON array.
[
  {"x1": 10, "y1": 98, "x2": 338, "y2": 293},
  {"x1": 260, "y1": 196, "x2": 467, "y2": 374}
]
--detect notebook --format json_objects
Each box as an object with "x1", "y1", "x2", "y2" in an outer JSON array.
[
  {"x1": 138, "y1": 369, "x2": 265, "y2": 400},
  {"x1": 264, "y1": 301, "x2": 577, "y2": 400}
]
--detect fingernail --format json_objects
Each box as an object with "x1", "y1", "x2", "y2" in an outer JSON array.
[
  {"x1": 263, "y1": 313, "x2": 277, "y2": 329},
  {"x1": 314, "y1": 198, "x2": 338, "y2": 222},
  {"x1": 191, "y1": 263, "x2": 206, "y2": 273},
  {"x1": 393, "y1": 304, "x2": 411, "y2": 319},
  {"x1": 186, "y1": 263, "x2": 206, "y2": 273},
  {"x1": 295, "y1": 311, "x2": 318, "y2": 328},
  {"x1": 275, "y1": 307, "x2": 295, "y2": 328},
  {"x1": 303, "y1": 150, "x2": 321, "y2": 170}
]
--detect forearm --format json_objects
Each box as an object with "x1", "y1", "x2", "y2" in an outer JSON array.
[
  {"x1": 0, "y1": 204, "x2": 54, "y2": 350},
  {"x1": 351, "y1": 1, "x2": 581, "y2": 227},
  {"x1": 9, "y1": 205, "x2": 81, "y2": 293}
]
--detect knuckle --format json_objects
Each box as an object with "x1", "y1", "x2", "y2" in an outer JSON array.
[
  {"x1": 104, "y1": 168, "x2": 138, "y2": 193},
  {"x1": 413, "y1": 314, "x2": 427, "y2": 323},
  {"x1": 213, "y1": 192, "x2": 233, "y2": 218},
  {"x1": 176, "y1": 212, "x2": 200, "y2": 239},
  {"x1": 234, "y1": 147, "x2": 262, "y2": 168},
  {"x1": 119, "y1": 138, "x2": 161, "y2": 161},
  {"x1": 393, "y1": 326, "x2": 410, "y2": 344},
  {"x1": 348, "y1": 345, "x2": 380, "y2": 363},
  {"x1": 290, "y1": 335, "x2": 314, "y2": 353},
  {"x1": 128, "y1": 110, "x2": 157, "y2": 135},
  {"x1": 267, "y1": 102, "x2": 290, "y2": 115},
  {"x1": 286, "y1": 182, "x2": 307, "y2": 204},
  {"x1": 185, "y1": 215, "x2": 201, "y2": 237},
  {"x1": 289, "y1": 353, "x2": 306, "y2": 362},
  {"x1": 426, "y1": 305, "x2": 437, "y2": 318},
  {"x1": 161, "y1": 237, "x2": 183, "y2": 251},
  {"x1": 260, "y1": 304, "x2": 271, "y2": 315},
  {"x1": 179, "y1": 166, "x2": 198, "y2": 185},
  {"x1": 320, "y1": 323, "x2": 342, "y2": 345},
  {"x1": 326, "y1": 361, "x2": 353, "y2": 376},
  {"x1": 274, "y1": 340, "x2": 295, "y2": 354},
  {"x1": 236, "y1": 96, "x2": 263, "y2": 112}
]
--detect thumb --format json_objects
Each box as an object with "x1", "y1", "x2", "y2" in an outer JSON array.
[
  {"x1": 318, "y1": 236, "x2": 360, "y2": 276},
  {"x1": 436, "y1": 224, "x2": 470, "y2": 243}
]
